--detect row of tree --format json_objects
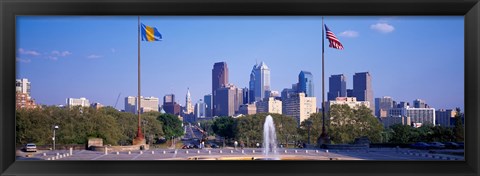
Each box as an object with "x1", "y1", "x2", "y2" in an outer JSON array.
[
  {"x1": 205, "y1": 105, "x2": 464, "y2": 146},
  {"x1": 16, "y1": 106, "x2": 184, "y2": 146}
]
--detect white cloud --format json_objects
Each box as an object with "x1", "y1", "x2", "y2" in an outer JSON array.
[
  {"x1": 339, "y1": 30, "x2": 359, "y2": 38},
  {"x1": 51, "y1": 50, "x2": 72, "y2": 57},
  {"x1": 16, "y1": 57, "x2": 31, "y2": 63},
  {"x1": 18, "y1": 48, "x2": 41, "y2": 56},
  {"x1": 370, "y1": 23, "x2": 395, "y2": 33},
  {"x1": 87, "y1": 54, "x2": 102, "y2": 59}
]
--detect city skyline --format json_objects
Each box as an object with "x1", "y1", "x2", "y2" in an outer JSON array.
[{"x1": 16, "y1": 16, "x2": 464, "y2": 110}]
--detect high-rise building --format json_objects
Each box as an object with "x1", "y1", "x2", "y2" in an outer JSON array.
[
  {"x1": 347, "y1": 89, "x2": 354, "y2": 97},
  {"x1": 164, "y1": 94, "x2": 175, "y2": 104},
  {"x1": 67, "y1": 97, "x2": 90, "y2": 108},
  {"x1": 15, "y1": 78, "x2": 36, "y2": 109},
  {"x1": 185, "y1": 88, "x2": 194, "y2": 114},
  {"x1": 204, "y1": 94, "x2": 213, "y2": 117},
  {"x1": 327, "y1": 97, "x2": 370, "y2": 113},
  {"x1": 238, "y1": 104, "x2": 257, "y2": 115},
  {"x1": 234, "y1": 87, "x2": 244, "y2": 114},
  {"x1": 256, "y1": 97, "x2": 282, "y2": 114},
  {"x1": 298, "y1": 71, "x2": 314, "y2": 97},
  {"x1": 212, "y1": 62, "x2": 229, "y2": 116},
  {"x1": 249, "y1": 61, "x2": 271, "y2": 102},
  {"x1": 436, "y1": 109, "x2": 456, "y2": 127},
  {"x1": 125, "y1": 96, "x2": 159, "y2": 114},
  {"x1": 215, "y1": 84, "x2": 237, "y2": 117},
  {"x1": 353, "y1": 72, "x2": 374, "y2": 112},
  {"x1": 388, "y1": 107, "x2": 436, "y2": 127},
  {"x1": 283, "y1": 92, "x2": 317, "y2": 127},
  {"x1": 195, "y1": 99, "x2": 206, "y2": 118},
  {"x1": 242, "y1": 87, "x2": 250, "y2": 105},
  {"x1": 413, "y1": 99, "x2": 427, "y2": 108},
  {"x1": 375, "y1": 96, "x2": 394, "y2": 118},
  {"x1": 125, "y1": 96, "x2": 137, "y2": 113},
  {"x1": 328, "y1": 74, "x2": 346, "y2": 101},
  {"x1": 16, "y1": 78, "x2": 31, "y2": 94},
  {"x1": 382, "y1": 115, "x2": 411, "y2": 128},
  {"x1": 140, "y1": 96, "x2": 159, "y2": 113}
]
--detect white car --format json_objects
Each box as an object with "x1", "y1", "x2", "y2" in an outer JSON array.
[{"x1": 24, "y1": 143, "x2": 37, "y2": 152}]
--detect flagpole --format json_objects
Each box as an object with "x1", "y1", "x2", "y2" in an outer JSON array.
[
  {"x1": 318, "y1": 16, "x2": 329, "y2": 147},
  {"x1": 321, "y1": 16, "x2": 325, "y2": 135},
  {"x1": 136, "y1": 16, "x2": 144, "y2": 144}
]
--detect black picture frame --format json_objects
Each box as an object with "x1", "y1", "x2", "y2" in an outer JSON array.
[{"x1": 1, "y1": 0, "x2": 479, "y2": 176}]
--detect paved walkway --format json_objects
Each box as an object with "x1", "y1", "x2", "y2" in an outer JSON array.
[{"x1": 18, "y1": 148, "x2": 464, "y2": 161}]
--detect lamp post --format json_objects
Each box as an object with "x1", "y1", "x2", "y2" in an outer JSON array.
[{"x1": 53, "y1": 125, "x2": 59, "y2": 150}]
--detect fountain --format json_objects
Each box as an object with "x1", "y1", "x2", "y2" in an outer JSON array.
[{"x1": 262, "y1": 115, "x2": 279, "y2": 160}]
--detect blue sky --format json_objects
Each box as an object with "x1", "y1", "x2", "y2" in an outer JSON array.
[{"x1": 16, "y1": 16, "x2": 464, "y2": 110}]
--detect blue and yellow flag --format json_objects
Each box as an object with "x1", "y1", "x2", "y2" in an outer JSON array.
[{"x1": 141, "y1": 23, "x2": 162, "y2": 42}]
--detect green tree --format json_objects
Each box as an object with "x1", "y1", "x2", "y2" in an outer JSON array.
[
  {"x1": 299, "y1": 113, "x2": 325, "y2": 146},
  {"x1": 390, "y1": 124, "x2": 413, "y2": 144},
  {"x1": 453, "y1": 107, "x2": 464, "y2": 142},
  {"x1": 270, "y1": 113, "x2": 298, "y2": 147},
  {"x1": 234, "y1": 114, "x2": 262, "y2": 147},
  {"x1": 352, "y1": 106, "x2": 384, "y2": 143},
  {"x1": 212, "y1": 116, "x2": 236, "y2": 140},
  {"x1": 157, "y1": 113, "x2": 184, "y2": 139}
]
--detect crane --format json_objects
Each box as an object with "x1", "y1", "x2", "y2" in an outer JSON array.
[{"x1": 114, "y1": 92, "x2": 121, "y2": 110}]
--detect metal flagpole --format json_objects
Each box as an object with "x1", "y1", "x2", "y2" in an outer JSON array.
[
  {"x1": 318, "y1": 16, "x2": 329, "y2": 147},
  {"x1": 321, "y1": 16, "x2": 326, "y2": 135},
  {"x1": 136, "y1": 16, "x2": 144, "y2": 142}
]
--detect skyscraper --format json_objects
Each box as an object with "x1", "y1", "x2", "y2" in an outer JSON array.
[
  {"x1": 15, "y1": 78, "x2": 36, "y2": 109},
  {"x1": 215, "y1": 84, "x2": 237, "y2": 116},
  {"x1": 242, "y1": 87, "x2": 250, "y2": 105},
  {"x1": 249, "y1": 61, "x2": 271, "y2": 102},
  {"x1": 413, "y1": 99, "x2": 427, "y2": 108},
  {"x1": 375, "y1": 96, "x2": 394, "y2": 118},
  {"x1": 185, "y1": 88, "x2": 194, "y2": 114},
  {"x1": 124, "y1": 96, "x2": 159, "y2": 114},
  {"x1": 164, "y1": 94, "x2": 175, "y2": 104},
  {"x1": 327, "y1": 74, "x2": 346, "y2": 100},
  {"x1": 163, "y1": 94, "x2": 181, "y2": 116},
  {"x1": 194, "y1": 99, "x2": 206, "y2": 118},
  {"x1": 353, "y1": 72, "x2": 374, "y2": 112},
  {"x1": 67, "y1": 97, "x2": 90, "y2": 108},
  {"x1": 283, "y1": 92, "x2": 317, "y2": 127},
  {"x1": 204, "y1": 94, "x2": 213, "y2": 117},
  {"x1": 212, "y1": 62, "x2": 229, "y2": 116},
  {"x1": 298, "y1": 71, "x2": 314, "y2": 97}
]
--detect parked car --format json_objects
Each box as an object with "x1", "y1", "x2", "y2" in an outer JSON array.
[
  {"x1": 210, "y1": 144, "x2": 219, "y2": 148},
  {"x1": 410, "y1": 142, "x2": 431, "y2": 150},
  {"x1": 428, "y1": 142, "x2": 446, "y2": 149},
  {"x1": 24, "y1": 143, "x2": 37, "y2": 152},
  {"x1": 443, "y1": 142, "x2": 460, "y2": 149}
]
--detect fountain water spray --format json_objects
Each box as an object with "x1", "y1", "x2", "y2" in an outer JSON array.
[{"x1": 263, "y1": 115, "x2": 279, "y2": 160}]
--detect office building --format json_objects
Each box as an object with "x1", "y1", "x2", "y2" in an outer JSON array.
[
  {"x1": 67, "y1": 97, "x2": 90, "y2": 108},
  {"x1": 249, "y1": 61, "x2": 271, "y2": 102},
  {"x1": 164, "y1": 94, "x2": 175, "y2": 104},
  {"x1": 195, "y1": 99, "x2": 206, "y2": 118},
  {"x1": 328, "y1": 74, "x2": 347, "y2": 101},
  {"x1": 436, "y1": 109, "x2": 456, "y2": 127},
  {"x1": 382, "y1": 115, "x2": 411, "y2": 128},
  {"x1": 125, "y1": 96, "x2": 159, "y2": 114},
  {"x1": 256, "y1": 97, "x2": 282, "y2": 114},
  {"x1": 388, "y1": 107, "x2": 436, "y2": 127},
  {"x1": 353, "y1": 72, "x2": 374, "y2": 111},
  {"x1": 15, "y1": 78, "x2": 36, "y2": 109},
  {"x1": 413, "y1": 99, "x2": 427, "y2": 108},
  {"x1": 212, "y1": 62, "x2": 229, "y2": 116},
  {"x1": 298, "y1": 71, "x2": 314, "y2": 97},
  {"x1": 204, "y1": 94, "x2": 213, "y2": 117},
  {"x1": 238, "y1": 104, "x2": 257, "y2": 115},
  {"x1": 242, "y1": 87, "x2": 250, "y2": 104},
  {"x1": 375, "y1": 96, "x2": 394, "y2": 118},
  {"x1": 214, "y1": 84, "x2": 237, "y2": 117},
  {"x1": 91, "y1": 102, "x2": 104, "y2": 109},
  {"x1": 347, "y1": 89, "x2": 354, "y2": 97},
  {"x1": 283, "y1": 92, "x2": 317, "y2": 126},
  {"x1": 327, "y1": 97, "x2": 370, "y2": 113}
]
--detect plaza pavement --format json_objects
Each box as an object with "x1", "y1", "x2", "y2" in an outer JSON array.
[{"x1": 17, "y1": 148, "x2": 464, "y2": 161}]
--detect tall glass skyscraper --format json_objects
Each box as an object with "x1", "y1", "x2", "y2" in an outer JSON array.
[
  {"x1": 353, "y1": 72, "x2": 374, "y2": 111},
  {"x1": 249, "y1": 61, "x2": 271, "y2": 102},
  {"x1": 212, "y1": 62, "x2": 229, "y2": 116},
  {"x1": 327, "y1": 74, "x2": 346, "y2": 100},
  {"x1": 204, "y1": 94, "x2": 212, "y2": 117},
  {"x1": 298, "y1": 71, "x2": 314, "y2": 97}
]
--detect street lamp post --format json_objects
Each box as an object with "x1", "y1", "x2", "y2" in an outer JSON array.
[{"x1": 53, "y1": 125, "x2": 59, "y2": 150}]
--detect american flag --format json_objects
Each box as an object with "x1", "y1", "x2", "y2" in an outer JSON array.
[{"x1": 325, "y1": 24, "x2": 344, "y2": 50}]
